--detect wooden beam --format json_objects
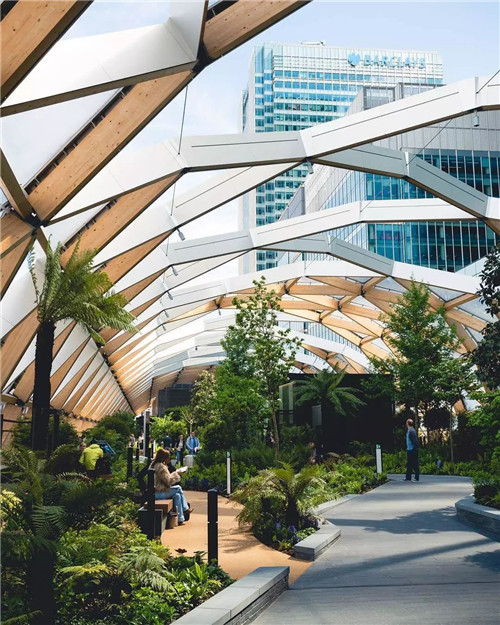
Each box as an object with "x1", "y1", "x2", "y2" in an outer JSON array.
[
  {"x1": 107, "y1": 330, "x2": 157, "y2": 366},
  {"x1": 344, "y1": 356, "x2": 367, "y2": 374},
  {"x1": 445, "y1": 308, "x2": 486, "y2": 333},
  {"x1": 50, "y1": 337, "x2": 90, "y2": 397},
  {"x1": 99, "y1": 294, "x2": 162, "y2": 343},
  {"x1": 451, "y1": 321, "x2": 477, "y2": 352},
  {"x1": 109, "y1": 333, "x2": 157, "y2": 368},
  {"x1": 444, "y1": 293, "x2": 478, "y2": 310},
  {"x1": 1, "y1": 0, "x2": 92, "y2": 101},
  {"x1": 102, "y1": 313, "x2": 157, "y2": 357},
  {"x1": 309, "y1": 276, "x2": 361, "y2": 295},
  {"x1": 51, "y1": 353, "x2": 98, "y2": 409},
  {"x1": 203, "y1": 0, "x2": 308, "y2": 59},
  {"x1": 28, "y1": 72, "x2": 191, "y2": 222},
  {"x1": 101, "y1": 233, "x2": 169, "y2": 284},
  {"x1": 0, "y1": 150, "x2": 33, "y2": 218},
  {"x1": 118, "y1": 268, "x2": 165, "y2": 304},
  {"x1": 0, "y1": 234, "x2": 34, "y2": 298},
  {"x1": 0, "y1": 211, "x2": 34, "y2": 257},
  {"x1": 341, "y1": 303, "x2": 382, "y2": 320},
  {"x1": 0, "y1": 308, "x2": 38, "y2": 385},
  {"x1": 60, "y1": 176, "x2": 177, "y2": 263},
  {"x1": 13, "y1": 321, "x2": 76, "y2": 402},
  {"x1": 1, "y1": 403, "x2": 23, "y2": 446},
  {"x1": 64, "y1": 363, "x2": 105, "y2": 414},
  {"x1": 70, "y1": 366, "x2": 107, "y2": 415}
]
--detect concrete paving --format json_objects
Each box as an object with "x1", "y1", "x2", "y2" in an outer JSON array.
[{"x1": 252, "y1": 475, "x2": 500, "y2": 625}]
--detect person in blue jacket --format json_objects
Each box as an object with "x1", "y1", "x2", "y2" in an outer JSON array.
[
  {"x1": 404, "y1": 418, "x2": 420, "y2": 481},
  {"x1": 186, "y1": 431, "x2": 200, "y2": 455}
]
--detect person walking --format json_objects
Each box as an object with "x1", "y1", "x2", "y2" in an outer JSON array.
[
  {"x1": 161, "y1": 433, "x2": 172, "y2": 450},
  {"x1": 151, "y1": 448, "x2": 192, "y2": 525},
  {"x1": 186, "y1": 431, "x2": 200, "y2": 455},
  {"x1": 175, "y1": 434, "x2": 185, "y2": 465},
  {"x1": 404, "y1": 418, "x2": 419, "y2": 482}
]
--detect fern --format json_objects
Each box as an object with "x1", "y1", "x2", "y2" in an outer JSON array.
[
  {"x1": 31, "y1": 505, "x2": 66, "y2": 539},
  {"x1": 1, "y1": 610, "x2": 43, "y2": 624}
]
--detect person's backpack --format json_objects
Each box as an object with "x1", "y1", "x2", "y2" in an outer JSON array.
[{"x1": 94, "y1": 456, "x2": 111, "y2": 476}]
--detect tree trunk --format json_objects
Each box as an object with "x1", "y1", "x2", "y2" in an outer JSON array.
[
  {"x1": 28, "y1": 548, "x2": 55, "y2": 624},
  {"x1": 271, "y1": 409, "x2": 280, "y2": 461},
  {"x1": 32, "y1": 321, "x2": 55, "y2": 451},
  {"x1": 449, "y1": 411, "x2": 455, "y2": 464}
]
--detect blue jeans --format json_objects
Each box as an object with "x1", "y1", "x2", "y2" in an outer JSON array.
[
  {"x1": 156, "y1": 486, "x2": 188, "y2": 522},
  {"x1": 176, "y1": 450, "x2": 183, "y2": 465}
]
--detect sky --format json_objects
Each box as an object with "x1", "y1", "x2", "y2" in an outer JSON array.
[{"x1": 2, "y1": 0, "x2": 499, "y2": 248}]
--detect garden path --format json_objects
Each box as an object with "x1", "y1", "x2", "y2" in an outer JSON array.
[
  {"x1": 253, "y1": 475, "x2": 500, "y2": 625},
  {"x1": 160, "y1": 490, "x2": 312, "y2": 584}
]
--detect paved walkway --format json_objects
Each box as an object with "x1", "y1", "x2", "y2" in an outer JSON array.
[
  {"x1": 253, "y1": 475, "x2": 500, "y2": 625},
  {"x1": 161, "y1": 491, "x2": 312, "y2": 584}
]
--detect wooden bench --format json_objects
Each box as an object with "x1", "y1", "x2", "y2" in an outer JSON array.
[
  {"x1": 154, "y1": 499, "x2": 174, "y2": 515},
  {"x1": 137, "y1": 498, "x2": 175, "y2": 536}
]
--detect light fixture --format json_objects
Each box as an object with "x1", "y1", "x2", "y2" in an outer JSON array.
[
  {"x1": 21, "y1": 406, "x2": 29, "y2": 417},
  {"x1": 167, "y1": 291, "x2": 173, "y2": 300},
  {"x1": 306, "y1": 160, "x2": 314, "y2": 175},
  {"x1": 473, "y1": 110, "x2": 480, "y2": 127},
  {"x1": 172, "y1": 265, "x2": 178, "y2": 276},
  {"x1": 178, "y1": 229, "x2": 186, "y2": 241},
  {"x1": 0, "y1": 402, "x2": 5, "y2": 413}
]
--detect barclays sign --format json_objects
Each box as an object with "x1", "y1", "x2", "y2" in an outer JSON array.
[{"x1": 348, "y1": 52, "x2": 426, "y2": 69}]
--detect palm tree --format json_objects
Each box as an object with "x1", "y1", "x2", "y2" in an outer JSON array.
[
  {"x1": 294, "y1": 367, "x2": 365, "y2": 421},
  {"x1": 234, "y1": 463, "x2": 328, "y2": 528},
  {"x1": 29, "y1": 240, "x2": 136, "y2": 451}
]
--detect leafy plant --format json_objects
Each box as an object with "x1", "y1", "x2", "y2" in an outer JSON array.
[
  {"x1": 471, "y1": 242, "x2": 500, "y2": 389},
  {"x1": 222, "y1": 277, "x2": 301, "y2": 459},
  {"x1": 28, "y1": 240, "x2": 136, "y2": 451},
  {"x1": 366, "y1": 281, "x2": 478, "y2": 438},
  {"x1": 295, "y1": 368, "x2": 365, "y2": 416},
  {"x1": 233, "y1": 463, "x2": 328, "y2": 529}
]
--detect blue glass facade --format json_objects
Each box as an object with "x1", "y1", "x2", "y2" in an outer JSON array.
[
  {"x1": 317, "y1": 149, "x2": 499, "y2": 272},
  {"x1": 242, "y1": 43, "x2": 443, "y2": 272}
]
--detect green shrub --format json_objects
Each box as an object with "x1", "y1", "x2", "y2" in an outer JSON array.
[
  {"x1": 12, "y1": 417, "x2": 79, "y2": 450},
  {"x1": 472, "y1": 471, "x2": 500, "y2": 510},
  {"x1": 54, "y1": 525, "x2": 231, "y2": 624},
  {"x1": 45, "y1": 444, "x2": 83, "y2": 475}
]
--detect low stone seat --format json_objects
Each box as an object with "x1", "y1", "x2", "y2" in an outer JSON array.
[{"x1": 294, "y1": 522, "x2": 341, "y2": 560}]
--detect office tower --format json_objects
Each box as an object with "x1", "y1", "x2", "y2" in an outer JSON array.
[
  {"x1": 241, "y1": 42, "x2": 443, "y2": 272},
  {"x1": 276, "y1": 89, "x2": 499, "y2": 346}
]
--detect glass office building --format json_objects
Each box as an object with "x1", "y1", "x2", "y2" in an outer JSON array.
[
  {"x1": 276, "y1": 89, "x2": 499, "y2": 348},
  {"x1": 240, "y1": 42, "x2": 444, "y2": 272},
  {"x1": 278, "y1": 89, "x2": 499, "y2": 273}
]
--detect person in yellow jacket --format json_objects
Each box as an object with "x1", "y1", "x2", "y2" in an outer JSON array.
[{"x1": 79, "y1": 440, "x2": 103, "y2": 478}]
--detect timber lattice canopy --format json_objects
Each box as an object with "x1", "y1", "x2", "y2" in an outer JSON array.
[{"x1": 1, "y1": 0, "x2": 499, "y2": 438}]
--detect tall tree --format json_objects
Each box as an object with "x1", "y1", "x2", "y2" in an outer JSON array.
[
  {"x1": 222, "y1": 277, "x2": 301, "y2": 459},
  {"x1": 471, "y1": 242, "x2": 500, "y2": 390},
  {"x1": 294, "y1": 367, "x2": 365, "y2": 421},
  {"x1": 432, "y1": 357, "x2": 479, "y2": 462},
  {"x1": 367, "y1": 281, "x2": 474, "y2": 430},
  {"x1": 29, "y1": 240, "x2": 136, "y2": 451}
]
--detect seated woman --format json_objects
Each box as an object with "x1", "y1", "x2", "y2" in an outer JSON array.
[{"x1": 151, "y1": 448, "x2": 191, "y2": 524}]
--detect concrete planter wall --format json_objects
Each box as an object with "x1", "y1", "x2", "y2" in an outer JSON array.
[{"x1": 455, "y1": 495, "x2": 500, "y2": 538}]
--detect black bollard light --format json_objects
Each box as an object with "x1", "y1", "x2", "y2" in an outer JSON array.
[
  {"x1": 135, "y1": 444, "x2": 140, "y2": 462},
  {"x1": 147, "y1": 468, "x2": 156, "y2": 540},
  {"x1": 127, "y1": 446, "x2": 133, "y2": 481},
  {"x1": 207, "y1": 489, "x2": 218, "y2": 564}
]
